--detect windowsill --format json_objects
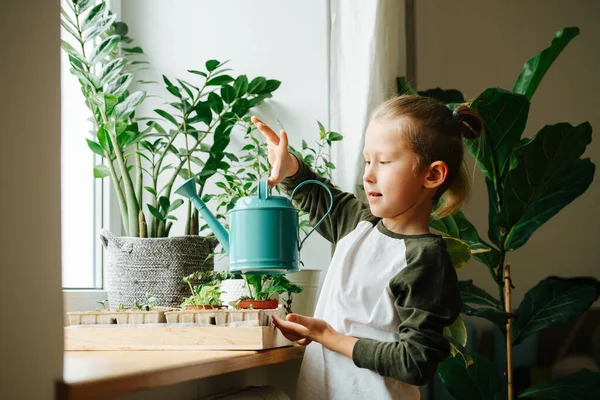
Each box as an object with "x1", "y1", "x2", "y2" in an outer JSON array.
[{"x1": 57, "y1": 346, "x2": 305, "y2": 400}]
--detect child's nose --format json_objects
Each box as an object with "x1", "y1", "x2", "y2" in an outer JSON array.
[{"x1": 363, "y1": 166, "x2": 376, "y2": 183}]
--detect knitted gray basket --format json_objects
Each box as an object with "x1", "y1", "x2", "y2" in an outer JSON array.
[{"x1": 100, "y1": 229, "x2": 218, "y2": 308}]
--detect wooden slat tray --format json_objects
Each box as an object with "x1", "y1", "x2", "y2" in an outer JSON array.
[{"x1": 64, "y1": 325, "x2": 292, "y2": 351}]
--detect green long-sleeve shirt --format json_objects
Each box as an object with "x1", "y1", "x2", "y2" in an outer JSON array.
[{"x1": 280, "y1": 157, "x2": 461, "y2": 399}]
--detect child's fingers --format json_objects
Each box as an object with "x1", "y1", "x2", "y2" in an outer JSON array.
[
  {"x1": 297, "y1": 338, "x2": 312, "y2": 346},
  {"x1": 251, "y1": 116, "x2": 280, "y2": 145}
]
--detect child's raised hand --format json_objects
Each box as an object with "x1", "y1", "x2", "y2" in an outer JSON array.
[{"x1": 251, "y1": 116, "x2": 299, "y2": 189}]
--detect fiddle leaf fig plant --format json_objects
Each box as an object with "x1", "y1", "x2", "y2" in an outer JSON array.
[
  {"x1": 400, "y1": 26, "x2": 600, "y2": 399},
  {"x1": 61, "y1": 0, "x2": 280, "y2": 238}
]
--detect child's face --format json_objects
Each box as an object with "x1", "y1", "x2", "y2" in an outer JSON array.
[{"x1": 362, "y1": 118, "x2": 432, "y2": 219}]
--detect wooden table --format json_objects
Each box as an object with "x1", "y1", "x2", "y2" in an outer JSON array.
[{"x1": 57, "y1": 346, "x2": 305, "y2": 400}]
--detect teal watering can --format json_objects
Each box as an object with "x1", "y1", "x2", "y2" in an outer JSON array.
[{"x1": 174, "y1": 178, "x2": 333, "y2": 274}]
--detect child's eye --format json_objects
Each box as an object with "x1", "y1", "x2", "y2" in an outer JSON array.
[
  {"x1": 363, "y1": 160, "x2": 371, "y2": 165},
  {"x1": 379, "y1": 161, "x2": 390, "y2": 165}
]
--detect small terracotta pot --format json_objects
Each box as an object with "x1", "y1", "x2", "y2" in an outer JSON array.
[
  {"x1": 185, "y1": 305, "x2": 224, "y2": 310},
  {"x1": 236, "y1": 299, "x2": 279, "y2": 309}
]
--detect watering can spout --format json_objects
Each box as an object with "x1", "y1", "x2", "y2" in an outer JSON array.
[{"x1": 174, "y1": 178, "x2": 230, "y2": 254}]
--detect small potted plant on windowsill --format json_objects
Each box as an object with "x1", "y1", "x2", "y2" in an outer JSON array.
[
  {"x1": 181, "y1": 283, "x2": 225, "y2": 310},
  {"x1": 231, "y1": 275, "x2": 303, "y2": 312}
]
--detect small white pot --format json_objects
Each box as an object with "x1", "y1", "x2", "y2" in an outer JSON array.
[{"x1": 220, "y1": 279, "x2": 250, "y2": 304}]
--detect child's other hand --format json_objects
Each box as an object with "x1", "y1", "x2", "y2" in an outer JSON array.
[
  {"x1": 272, "y1": 313, "x2": 334, "y2": 347},
  {"x1": 251, "y1": 115, "x2": 299, "y2": 189}
]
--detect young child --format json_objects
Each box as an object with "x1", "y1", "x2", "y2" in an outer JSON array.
[{"x1": 251, "y1": 94, "x2": 483, "y2": 400}]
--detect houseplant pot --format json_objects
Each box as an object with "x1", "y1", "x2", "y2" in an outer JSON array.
[
  {"x1": 101, "y1": 229, "x2": 217, "y2": 307},
  {"x1": 236, "y1": 298, "x2": 279, "y2": 310}
]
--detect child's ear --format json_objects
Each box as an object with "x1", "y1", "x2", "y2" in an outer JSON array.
[{"x1": 423, "y1": 161, "x2": 448, "y2": 190}]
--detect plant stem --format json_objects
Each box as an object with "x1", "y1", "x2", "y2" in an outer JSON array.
[{"x1": 504, "y1": 263, "x2": 513, "y2": 400}]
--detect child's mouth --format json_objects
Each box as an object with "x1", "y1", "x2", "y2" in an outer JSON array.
[{"x1": 368, "y1": 191, "x2": 383, "y2": 199}]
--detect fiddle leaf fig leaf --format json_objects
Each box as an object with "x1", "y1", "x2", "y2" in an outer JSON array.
[
  {"x1": 499, "y1": 122, "x2": 594, "y2": 250},
  {"x1": 517, "y1": 369, "x2": 600, "y2": 400},
  {"x1": 513, "y1": 27, "x2": 580, "y2": 101},
  {"x1": 466, "y1": 88, "x2": 530, "y2": 183},
  {"x1": 512, "y1": 276, "x2": 600, "y2": 346}
]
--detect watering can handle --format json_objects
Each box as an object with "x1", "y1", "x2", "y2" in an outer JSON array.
[
  {"x1": 290, "y1": 180, "x2": 334, "y2": 250},
  {"x1": 258, "y1": 178, "x2": 269, "y2": 200}
]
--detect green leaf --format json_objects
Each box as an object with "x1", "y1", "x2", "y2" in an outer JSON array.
[
  {"x1": 188, "y1": 70, "x2": 207, "y2": 77},
  {"x1": 86, "y1": 139, "x2": 105, "y2": 157},
  {"x1": 60, "y1": 18, "x2": 81, "y2": 43},
  {"x1": 248, "y1": 77, "x2": 267, "y2": 94},
  {"x1": 512, "y1": 276, "x2": 600, "y2": 346},
  {"x1": 499, "y1": 123, "x2": 594, "y2": 250},
  {"x1": 144, "y1": 186, "x2": 157, "y2": 196},
  {"x1": 154, "y1": 109, "x2": 179, "y2": 126},
  {"x1": 123, "y1": 46, "x2": 143, "y2": 54},
  {"x1": 69, "y1": 68, "x2": 97, "y2": 89},
  {"x1": 220, "y1": 85, "x2": 236, "y2": 104},
  {"x1": 430, "y1": 211, "x2": 500, "y2": 270},
  {"x1": 81, "y1": 2, "x2": 106, "y2": 31},
  {"x1": 207, "y1": 92, "x2": 224, "y2": 114},
  {"x1": 205, "y1": 59, "x2": 220, "y2": 72},
  {"x1": 99, "y1": 58, "x2": 127, "y2": 87},
  {"x1": 82, "y1": 14, "x2": 116, "y2": 42},
  {"x1": 198, "y1": 121, "x2": 234, "y2": 186},
  {"x1": 438, "y1": 348, "x2": 503, "y2": 400},
  {"x1": 232, "y1": 98, "x2": 250, "y2": 117},
  {"x1": 459, "y1": 280, "x2": 501, "y2": 308},
  {"x1": 443, "y1": 316, "x2": 468, "y2": 348},
  {"x1": 61, "y1": 40, "x2": 88, "y2": 67},
  {"x1": 207, "y1": 75, "x2": 234, "y2": 86},
  {"x1": 259, "y1": 79, "x2": 281, "y2": 94},
  {"x1": 444, "y1": 237, "x2": 472, "y2": 270},
  {"x1": 466, "y1": 88, "x2": 530, "y2": 182},
  {"x1": 177, "y1": 79, "x2": 195, "y2": 99},
  {"x1": 93, "y1": 164, "x2": 110, "y2": 178},
  {"x1": 168, "y1": 199, "x2": 184, "y2": 212},
  {"x1": 147, "y1": 204, "x2": 164, "y2": 221},
  {"x1": 396, "y1": 76, "x2": 419, "y2": 96},
  {"x1": 114, "y1": 91, "x2": 146, "y2": 120},
  {"x1": 517, "y1": 369, "x2": 600, "y2": 400},
  {"x1": 96, "y1": 126, "x2": 113, "y2": 155},
  {"x1": 190, "y1": 102, "x2": 212, "y2": 125},
  {"x1": 104, "y1": 73, "x2": 132, "y2": 98},
  {"x1": 462, "y1": 304, "x2": 512, "y2": 326},
  {"x1": 513, "y1": 27, "x2": 580, "y2": 100},
  {"x1": 248, "y1": 93, "x2": 272, "y2": 108},
  {"x1": 328, "y1": 131, "x2": 343, "y2": 142},
  {"x1": 234, "y1": 75, "x2": 249, "y2": 96},
  {"x1": 88, "y1": 35, "x2": 120, "y2": 65}
]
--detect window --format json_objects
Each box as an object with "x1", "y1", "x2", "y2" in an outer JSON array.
[{"x1": 60, "y1": 0, "x2": 105, "y2": 289}]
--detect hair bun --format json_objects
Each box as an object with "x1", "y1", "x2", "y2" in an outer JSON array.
[{"x1": 454, "y1": 105, "x2": 483, "y2": 140}]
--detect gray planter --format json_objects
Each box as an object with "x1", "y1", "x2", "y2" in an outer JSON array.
[{"x1": 100, "y1": 229, "x2": 217, "y2": 308}]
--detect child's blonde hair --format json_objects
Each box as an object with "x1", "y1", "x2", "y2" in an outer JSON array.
[{"x1": 370, "y1": 95, "x2": 484, "y2": 218}]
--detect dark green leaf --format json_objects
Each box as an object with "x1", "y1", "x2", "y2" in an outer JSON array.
[
  {"x1": 207, "y1": 92, "x2": 223, "y2": 114},
  {"x1": 513, "y1": 27, "x2": 580, "y2": 101},
  {"x1": 234, "y1": 75, "x2": 249, "y2": 96},
  {"x1": 188, "y1": 70, "x2": 207, "y2": 77},
  {"x1": 499, "y1": 123, "x2": 594, "y2": 250},
  {"x1": 466, "y1": 88, "x2": 530, "y2": 182},
  {"x1": 144, "y1": 186, "x2": 157, "y2": 196},
  {"x1": 437, "y1": 350, "x2": 503, "y2": 400},
  {"x1": 459, "y1": 280, "x2": 501, "y2": 308},
  {"x1": 248, "y1": 93, "x2": 272, "y2": 108},
  {"x1": 190, "y1": 102, "x2": 212, "y2": 125},
  {"x1": 177, "y1": 79, "x2": 195, "y2": 99},
  {"x1": 205, "y1": 59, "x2": 220, "y2": 72},
  {"x1": 248, "y1": 77, "x2": 267, "y2": 94},
  {"x1": 158, "y1": 196, "x2": 170, "y2": 212},
  {"x1": 517, "y1": 369, "x2": 600, "y2": 399},
  {"x1": 96, "y1": 126, "x2": 113, "y2": 154},
  {"x1": 512, "y1": 276, "x2": 600, "y2": 346},
  {"x1": 147, "y1": 204, "x2": 164, "y2": 221},
  {"x1": 207, "y1": 75, "x2": 234, "y2": 86},
  {"x1": 220, "y1": 85, "x2": 236, "y2": 104},
  {"x1": 396, "y1": 76, "x2": 419, "y2": 96},
  {"x1": 154, "y1": 109, "x2": 179, "y2": 126},
  {"x1": 232, "y1": 98, "x2": 250, "y2": 117},
  {"x1": 93, "y1": 164, "x2": 110, "y2": 178},
  {"x1": 462, "y1": 304, "x2": 512, "y2": 326},
  {"x1": 123, "y1": 46, "x2": 143, "y2": 54},
  {"x1": 328, "y1": 131, "x2": 343, "y2": 142},
  {"x1": 259, "y1": 79, "x2": 281, "y2": 94}
]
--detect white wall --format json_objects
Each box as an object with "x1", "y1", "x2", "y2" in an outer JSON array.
[
  {"x1": 415, "y1": 0, "x2": 600, "y2": 306},
  {"x1": 120, "y1": 0, "x2": 332, "y2": 289},
  {"x1": 0, "y1": 1, "x2": 64, "y2": 399}
]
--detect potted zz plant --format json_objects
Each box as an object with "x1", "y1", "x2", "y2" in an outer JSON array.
[{"x1": 61, "y1": 0, "x2": 281, "y2": 307}]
